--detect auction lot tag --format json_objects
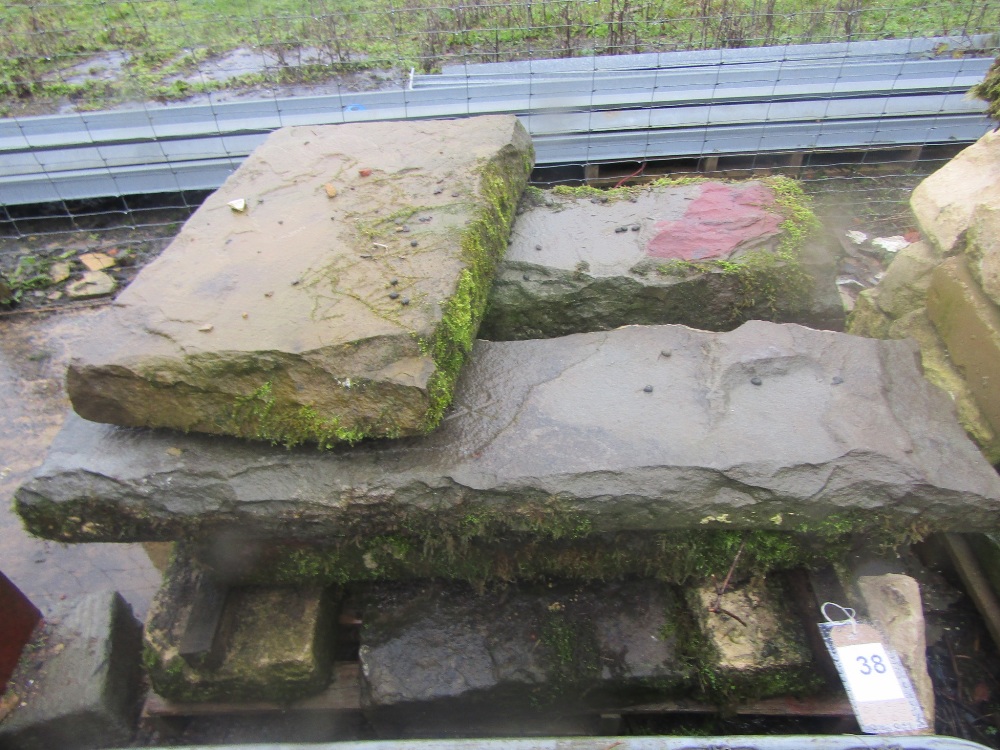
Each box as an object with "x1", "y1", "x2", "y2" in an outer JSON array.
[{"x1": 819, "y1": 603, "x2": 927, "y2": 734}]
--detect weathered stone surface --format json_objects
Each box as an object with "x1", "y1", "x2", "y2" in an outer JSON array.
[
  {"x1": 927, "y1": 257, "x2": 1000, "y2": 445},
  {"x1": 481, "y1": 180, "x2": 843, "y2": 340},
  {"x1": 888, "y1": 310, "x2": 1000, "y2": 464},
  {"x1": 691, "y1": 576, "x2": 817, "y2": 698},
  {"x1": 910, "y1": 129, "x2": 1000, "y2": 254},
  {"x1": 143, "y1": 552, "x2": 332, "y2": 702},
  {"x1": 359, "y1": 580, "x2": 684, "y2": 711},
  {"x1": 0, "y1": 591, "x2": 142, "y2": 750},
  {"x1": 870, "y1": 240, "x2": 939, "y2": 321},
  {"x1": 66, "y1": 117, "x2": 533, "y2": 446},
  {"x1": 65, "y1": 270, "x2": 115, "y2": 299},
  {"x1": 18, "y1": 322, "x2": 1000, "y2": 543},
  {"x1": 856, "y1": 573, "x2": 934, "y2": 729},
  {"x1": 967, "y1": 202, "x2": 1000, "y2": 307}
]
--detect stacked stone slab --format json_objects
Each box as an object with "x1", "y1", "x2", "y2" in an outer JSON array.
[
  {"x1": 65, "y1": 117, "x2": 534, "y2": 447},
  {"x1": 481, "y1": 178, "x2": 844, "y2": 340},
  {"x1": 20, "y1": 322, "x2": 1000, "y2": 548},
  {"x1": 850, "y1": 129, "x2": 1000, "y2": 463},
  {"x1": 17, "y1": 119, "x2": 1000, "y2": 712}
]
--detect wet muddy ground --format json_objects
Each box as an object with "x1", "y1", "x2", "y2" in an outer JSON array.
[{"x1": 0, "y1": 309, "x2": 164, "y2": 618}]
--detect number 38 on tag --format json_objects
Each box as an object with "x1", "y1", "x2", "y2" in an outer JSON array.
[{"x1": 834, "y1": 642, "x2": 904, "y2": 703}]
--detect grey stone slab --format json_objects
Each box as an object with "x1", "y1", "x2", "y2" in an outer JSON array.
[
  {"x1": 17, "y1": 321, "x2": 1000, "y2": 543},
  {"x1": 0, "y1": 591, "x2": 142, "y2": 750},
  {"x1": 481, "y1": 180, "x2": 843, "y2": 340},
  {"x1": 66, "y1": 116, "x2": 533, "y2": 446},
  {"x1": 359, "y1": 580, "x2": 684, "y2": 711}
]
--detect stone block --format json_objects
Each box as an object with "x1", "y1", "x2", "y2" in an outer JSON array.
[
  {"x1": 481, "y1": 179, "x2": 843, "y2": 340},
  {"x1": 359, "y1": 580, "x2": 685, "y2": 712},
  {"x1": 888, "y1": 310, "x2": 1000, "y2": 464},
  {"x1": 0, "y1": 591, "x2": 142, "y2": 750},
  {"x1": 846, "y1": 290, "x2": 891, "y2": 338},
  {"x1": 967, "y1": 202, "x2": 1000, "y2": 308},
  {"x1": 910, "y1": 129, "x2": 1000, "y2": 255},
  {"x1": 691, "y1": 576, "x2": 817, "y2": 699},
  {"x1": 18, "y1": 322, "x2": 1000, "y2": 546},
  {"x1": 66, "y1": 116, "x2": 533, "y2": 446},
  {"x1": 870, "y1": 240, "x2": 939, "y2": 321},
  {"x1": 927, "y1": 257, "x2": 1000, "y2": 445},
  {"x1": 856, "y1": 573, "x2": 934, "y2": 729},
  {"x1": 142, "y1": 553, "x2": 332, "y2": 702}
]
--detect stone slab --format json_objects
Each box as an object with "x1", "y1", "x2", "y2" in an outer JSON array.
[
  {"x1": 692, "y1": 576, "x2": 817, "y2": 698},
  {"x1": 926, "y1": 256, "x2": 1000, "y2": 443},
  {"x1": 481, "y1": 180, "x2": 843, "y2": 340},
  {"x1": 0, "y1": 591, "x2": 142, "y2": 750},
  {"x1": 855, "y1": 573, "x2": 934, "y2": 730},
  {"x1": 142, "y1": 552, "x2": 332, "y2": 702},
  {"x1": 17, "y1": 321, "x2": 1000, "y2": 543},
  {"x1": 359, "y1": 580, "x2": 684, "y2": 711},
  {"x1": 888, "y1": 310, "x2": 1000, "y2": 465},
  {"x1": 910, "y1": 129, "x2": 1000, "y2": 255},
  {"x1": 66, "y1": 116, "x2": 533, "y2": 446}
]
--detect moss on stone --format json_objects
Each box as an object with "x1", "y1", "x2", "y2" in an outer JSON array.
[
  {"x1": 972, "y1": 54, "x2": 1000, "y2": 123},
  {"x1": 217, "y1": 522, "x2": 864, "y2": 591},
  {"x1": 847, "y1": 290, "x2": 892, "y2": 338},
  {"x1": 420, "y1": 147, "x2": 533, "y2": 433}
]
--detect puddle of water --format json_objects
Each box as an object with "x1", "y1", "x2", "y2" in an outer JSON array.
[{"x1": 0, "y1": 309, "x2": 162, "y2": 618}]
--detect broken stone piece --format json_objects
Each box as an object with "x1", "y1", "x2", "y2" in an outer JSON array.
[
  {"x1": 855, "y1": 573, "x2": 935, "y2": 730},
  {"x1": 65, "y1": 271, "x2": 116, "y2": 299},
  {"x1": 360, "y1": 580, "x2": 684, "y2": 712},
  {"x1": 143, "y1": 552, "x2": 332, "y2": 702},
  {"x1": 78, "y1": 252, "x2": 115, "y2": 271},
  {"x1": 481, "y1": 180, "x2": 843, "y2": 340},
  {"x1": 65, "y1": 117, "x2": 533, "y2": 446},
  {"x1": 18, "y1": 321, "x2": 1000, "y2": 545},
  {"x1": 0, "y1": 591, "x2": 142, "y2": 750},
  {"x1": 48, "y1": 262, "x2": 71, "y2": 284}
]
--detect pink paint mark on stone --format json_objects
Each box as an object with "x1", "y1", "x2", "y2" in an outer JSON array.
[{"x1": 645, "y1": 182, "x2": 783, "y2": 260}]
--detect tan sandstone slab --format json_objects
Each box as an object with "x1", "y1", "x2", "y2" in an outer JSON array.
[
  {"x1": 910, "y1": 129, "x2": 1000, "y2": 255},
  {"x1": 66, "y1": 117, "x2": 533, "y2": 446},
  {"x1": 927, "y1": 257, "x2": 1000, "y2": 442}
]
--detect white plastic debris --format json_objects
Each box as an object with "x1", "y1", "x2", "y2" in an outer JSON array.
[
  {"x1": 198, "y1": 324, "x2": 214, "y2": 332},
  {"x1": 872, "y1": 235, "x2": 910, "y2": 253},
  {"x1": 227, "y1": 198, "x2": 247, "y2": 213},
  {"x1": 845, "y1": 230, "x2": 868, "y2": 245}
]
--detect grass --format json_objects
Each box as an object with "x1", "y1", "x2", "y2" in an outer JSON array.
[{"x1": 1, "y1": 0, "x2": 998, "y2": 112}]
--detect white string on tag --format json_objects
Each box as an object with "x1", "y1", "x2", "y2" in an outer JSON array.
[{"x1": 821, "y1": 601, "x2": 858, "y2": 636}]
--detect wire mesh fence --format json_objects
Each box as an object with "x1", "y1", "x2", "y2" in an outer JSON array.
[{"x1": 0, "y1": 0, "x2": 998, "y2": 312}]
